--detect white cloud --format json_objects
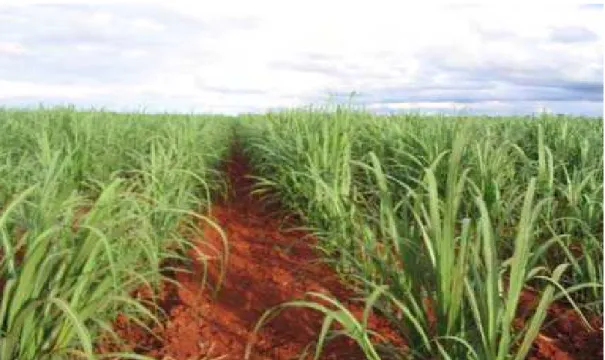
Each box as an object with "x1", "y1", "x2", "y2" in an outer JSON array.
[
  {"x1": 0, "y1": 1, "x2": 601, "y2": 115},
  {"x1": 0, "y1": 41, "x2": 27, "y2": 55},
  {"x1": 131, "y1": 18, "x2": 165, "y2": 32},
  {"x1": 0, "y1": 80, "x2": 138, "y2": 98}
]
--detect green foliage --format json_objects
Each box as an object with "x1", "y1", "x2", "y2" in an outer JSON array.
[
  {"x1": 0, "y1": 107, "x2": 232, "y2": 359},
  {"x1": 241, "y1": 106, "x2": 603, "y2": 359}
]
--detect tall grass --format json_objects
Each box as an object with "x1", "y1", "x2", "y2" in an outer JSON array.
[
  {"x1": 241, "y1": 107, "x2": 603, "y2": 359},
  {"x1": 0, "y1": 107, "x2": 232, "y2": 359}
]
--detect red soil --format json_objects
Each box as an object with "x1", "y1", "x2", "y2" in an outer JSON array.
[
  {"x1": 104, "y1": 148, "x2": 400, "y2": 359},
  {"x1": 520, "y1": 290, "x2": 603, "y2": 360},
  {"x1": 100, "y1": 147, "x2": 603, "y2": 360}
]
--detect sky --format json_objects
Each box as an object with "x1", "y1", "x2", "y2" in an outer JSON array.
[{"x1": 0, "y1": 1, "x2": 602, "y2": 115}]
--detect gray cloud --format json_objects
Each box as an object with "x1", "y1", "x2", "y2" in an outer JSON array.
[
  {"x1": 368, "y1": 101, "x2": 603, "y2": 117},
  {"x1": 354, "y1": 85, "x2": 600, "y2": 105},
  {"x1": 550, "y1": 26, "x2": 599, "y2": 43},
  {"x1": 580, "y1": 4, "x2": 603, "y2": 10},
  {"x1": 278, "y1": 48, "x2": 603, "y2": 108}
]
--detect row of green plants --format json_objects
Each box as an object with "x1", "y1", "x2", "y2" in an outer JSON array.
[
  {"x1": 0, "y1": 108, "x2": 232, "y2": 359},
  {"x1": 241, "y1": 107, "x2": 603, "y2": 359},
  {"x1": 1, "y1": 106, "x2": 600, "y2": 359}
]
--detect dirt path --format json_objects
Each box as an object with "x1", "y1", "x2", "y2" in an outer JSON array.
[{"x1": 110, "y1": 148, "x2": 397, "y2": 360}]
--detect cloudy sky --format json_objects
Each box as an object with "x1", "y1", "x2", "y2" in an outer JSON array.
[{"x1": 0, "y1": 1, "x2": 602, "y2": 115}]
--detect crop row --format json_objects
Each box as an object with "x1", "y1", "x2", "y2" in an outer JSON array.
[
  {"x1": 0, "y1": 108, "x2": 232, "y2": 359},
  {"x1": 241, "y1": 107, "x2": 603, "y2": 359}
]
